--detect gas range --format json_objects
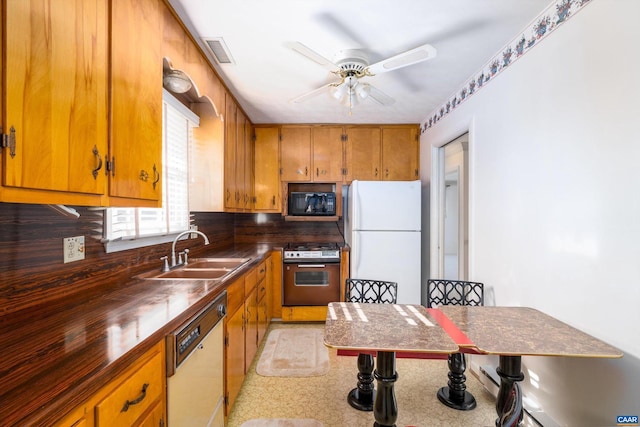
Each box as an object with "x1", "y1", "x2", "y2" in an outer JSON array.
[{"x1": 283, "y1": 242, "x2": 341, "y2": 263}]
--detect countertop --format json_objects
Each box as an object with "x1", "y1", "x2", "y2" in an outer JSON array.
[{"x1": 0, "y1": 244, "x2": 275, "y2": 427}]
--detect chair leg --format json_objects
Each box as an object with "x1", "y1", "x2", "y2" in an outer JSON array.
[
  {"x1": 436, "y1": 352, "x2": 477, "y2": 411},
  {"x1": 348, "y1": 353, "x2": 375, "y2": 411}
]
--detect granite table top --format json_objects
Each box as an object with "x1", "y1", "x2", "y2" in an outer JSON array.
[
  {"x1": 323, "y1": 302, "x2": 459, "y2": 354},
  {"x1": 438, "y1": 306, "x2": 623, "y2": 358}
]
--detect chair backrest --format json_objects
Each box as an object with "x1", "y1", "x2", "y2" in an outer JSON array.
[
  {"x1": 345, "y1": 279, "x2": 398, "y2": 304},
  {"x1": 425, "y1": 279, "x2": 484, "y2": 308}
]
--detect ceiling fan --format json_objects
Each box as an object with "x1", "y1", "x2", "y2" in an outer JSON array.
[{"x1": 288, "y1": 41, "x2": 437, "y2": 111}]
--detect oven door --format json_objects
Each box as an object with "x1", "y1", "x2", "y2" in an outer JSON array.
[{"x1": 283, "y1": 262, "x2": 341, "y2": 306}]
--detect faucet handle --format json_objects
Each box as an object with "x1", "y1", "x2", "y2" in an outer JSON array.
[
  {"x1": 160, "y1": 256, "x2": 170, "y2": 272},
  {"x1": 183, "y1": 248, "x2": 190, "y2": 264}
]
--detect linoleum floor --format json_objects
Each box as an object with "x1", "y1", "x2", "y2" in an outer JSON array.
[{"x1": 227, "y1": 322, "x2": 500, "y2": 427}]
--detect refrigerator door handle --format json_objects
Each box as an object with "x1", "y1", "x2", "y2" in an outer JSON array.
[{"x1": 353, "y1": 233, "x2": 360, "y2": 272}]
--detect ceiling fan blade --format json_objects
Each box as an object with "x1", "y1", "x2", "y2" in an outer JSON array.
[
  {"x1": 366, "y1": 43, "x2": 437, "y2": 74},
  {"x1": 286, "y1": 42, "x2": 339, "y2": 72},
  {"x1": 366, "y1": 84, "x2": 395, "y2": 106},
  {"x1": 290, "y1": 83, "x2": 334, "y2": 103}
]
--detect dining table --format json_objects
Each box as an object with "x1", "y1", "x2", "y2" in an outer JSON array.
[{"x1": 324, "y1": 302, "x2": 623, "y2": 427}]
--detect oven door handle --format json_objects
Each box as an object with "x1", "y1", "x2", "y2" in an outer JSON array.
[{"x1": 297, "y1": 264, "x2": 327, "y2": 268}]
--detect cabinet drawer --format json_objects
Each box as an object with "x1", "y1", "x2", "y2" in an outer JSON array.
[
  {"x1": 244, "y1": 267, "x2": 257, "y2": 295},
  {"x1": 257, "y1": 278, "x2": 267, "y2": 303},
  {"x1": 256, "y1": 260, "x2": 267, "y2": 284},
  {"x1": 95, "y1": 350, "x2": 163, "y2": 426}
]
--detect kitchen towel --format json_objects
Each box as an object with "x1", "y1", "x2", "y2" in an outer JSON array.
[{"x1": 256, "y1": 328, "x2": 329, "y2": 377}]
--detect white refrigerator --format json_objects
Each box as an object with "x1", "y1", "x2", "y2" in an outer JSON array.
[{"x1": 345, "y1": 180, "x2": 422, "y2": 304}]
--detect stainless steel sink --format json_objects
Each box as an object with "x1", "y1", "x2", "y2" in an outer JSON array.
[
  {"x1": 136, "y1": 257, "x2": 251, "y2": 281},
  {"x1": 186, "y1": 258, "x2": 251, "y2": 269}
]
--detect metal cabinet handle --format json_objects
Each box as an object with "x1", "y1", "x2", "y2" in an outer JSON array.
[
  {"x1": 316, "y1": 167, "x2": 319, "y2": 177},
  {"x1": 375, "y1": 167, "x2": 378, "y2": 177},
  {"x1": 121, "y1": 383, "x2": 149, "y2": 412},
  {"x1": 152, "y1": 164, "x2": 160, "y2": 189},
  {"x1": 1, "y1": 126, "x2": 17, "y2": 158},
  {"x1": 92, "y1": 145, "x2": 102, "y2": 179},
  {"x1": 272, "y1": 195, "x2": 276, "y2": 206},
  {"x1": 305, "y1": 166, "x2": 308, "y2": 176}
]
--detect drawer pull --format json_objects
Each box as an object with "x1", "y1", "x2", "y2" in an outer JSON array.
[{"x1": 121, "y1": 383, "x2": 149, "y2": 412}]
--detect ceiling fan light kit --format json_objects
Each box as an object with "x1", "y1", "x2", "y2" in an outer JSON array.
[{"x1": 289, "y1": 41, "x2": 436, "y2": 112}]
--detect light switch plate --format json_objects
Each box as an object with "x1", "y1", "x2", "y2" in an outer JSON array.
[{"x1": 63, "y1": 236, "x2": 85, "y2": 263}]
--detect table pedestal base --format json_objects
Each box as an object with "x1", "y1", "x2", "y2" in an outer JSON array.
[
  {"x1": 495, "y1": 355, "x2": 524, "y2": 427},
  {"x1": 373, "y1": 351, "x2": 398, "y2": 427},
  {"x1": 348, "y1": 353, "x2": 375, "y2": 411},
  {"x1": 436, "y1": 352, "x2": 477, "y2": 410}
]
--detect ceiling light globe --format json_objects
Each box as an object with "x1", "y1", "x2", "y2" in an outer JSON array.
[{"x1": 163, "y1": 70, "x2": 193, "y2": 94}]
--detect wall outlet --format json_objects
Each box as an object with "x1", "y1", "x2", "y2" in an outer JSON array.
[
  {"x1": 189, "y1": 225, "x2": 198, "y2": 239},
  {"x1": 63, "y1": 236, "x2": 85, "y2": 263}
]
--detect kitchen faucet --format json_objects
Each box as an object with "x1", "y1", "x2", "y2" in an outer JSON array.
[{"x1": 165, "y1": 230, "x2": 210, "y2": 271}]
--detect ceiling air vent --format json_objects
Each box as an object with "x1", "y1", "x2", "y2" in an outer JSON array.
[{"x1": 203, "y1": 37, "x2": 235, "y2": 64}]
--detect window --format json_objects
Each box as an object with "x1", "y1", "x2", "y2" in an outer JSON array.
[{"x1": 103, "y1": 90, "x2": 199, "y2": 253}]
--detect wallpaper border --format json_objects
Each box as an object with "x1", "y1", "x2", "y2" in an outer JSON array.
[{"x1": 421, "y1": 0, "x2": 594, "y2": 134}]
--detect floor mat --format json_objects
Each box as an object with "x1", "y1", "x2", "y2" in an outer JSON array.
[
  {"x1": 256, "y1": 328, "x2": 329, "y2": 377},
  {"x1": 240, "y1": 419, "x2": 324, "y2": 427}
]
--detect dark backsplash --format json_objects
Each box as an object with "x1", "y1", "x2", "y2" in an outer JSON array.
[{"x1": 0, "y1": 203, "x2": 344, "y2": 315}]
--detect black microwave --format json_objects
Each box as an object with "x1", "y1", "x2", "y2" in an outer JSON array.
[{"x1": 288, "y1": 192, "x2": 337, "y2": 216}]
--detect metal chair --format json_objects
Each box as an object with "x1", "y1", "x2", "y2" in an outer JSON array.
[
  {"x1": 425, "y1": 279, "x2": 484, "y2": 411},
  {"x1": 345, "y1": 278, "x2": 398, "y2": 411}
]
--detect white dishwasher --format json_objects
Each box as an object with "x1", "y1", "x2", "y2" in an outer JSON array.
[{"x1": 166, "y1": 292, "x2": 227, "y2": 427}]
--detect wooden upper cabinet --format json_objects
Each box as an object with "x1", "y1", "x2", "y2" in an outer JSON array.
[
  {"x1": 109, "y1": 0, "x2": 163, "y2": 205},
  {"x1": 1, "y1": 0, "x2": 108, "y2": 205},
  {"x1": 345, "y1": 127, "x2": 382, "y2": 181},
  {"x1": 312, "y1": 126, "x2": 344, "y2": 182},
  {"x1": 280, "y1": 126, "x2": 311, "y2": 182},
  {"x1": 253, "y1": 127, "x2": 280, "y2": 212},
  {"x1": 224, "y1": 94, "x2": 238, "y2": 209},
  {"x1": 188, "y1": 101, "x2": 224, "y2": 212},
  {"x1": 381, "y1": 126, "x2": 420, "y2": 181},
  {"x1": 245, "y1": 120, "x2": 254, "y2": 210},
  {"x1": 236, "y1": 110, "x2": 247, "y2": 209}
]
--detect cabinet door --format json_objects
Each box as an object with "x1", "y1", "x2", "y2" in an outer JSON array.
[
  {"x1": 224, "y1": 95, "x2": 238, "y2": 210},
  {"x1": 312, "y1": 126, "x2": 344, "y2": 182},
  {"x1": 244, "y1": 120, "x2": 254, "y2": 210},
  {"x1": 345, "y1": 127, "x2": 381, "y2": 181},
  {"x1": 279, "y1": 126, "x2": 311, "y2": 182},
  {"x1": 110, "y1": 0, "x2": 162, "y2": 203},
  {"x1": 224, "y1": 306, "x2": 245, "y2": 415},
  {"x1": 253, "y1": 127, "x2": 280, "y2": 212},
  {"x1": 381, "y1": 126, "x2": 419, "y2": 181},
  {"x1": 3, "y1": 0, "x2": 108, "y2": 203},
  {"x1": 244, "y1": 287, "x2": 258, "y2": 373},
  {"x1": 236, "y1": 110, "x2": 247, "y2": 210}
]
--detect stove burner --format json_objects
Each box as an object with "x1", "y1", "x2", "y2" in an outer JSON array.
[{"x1": 287, "y1": 242, "x2": 339, "y2": 251}]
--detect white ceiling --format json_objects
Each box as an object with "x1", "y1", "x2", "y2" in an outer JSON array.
[{"x1": 167, "y1": 0, "x2": 552, "y2": 125}]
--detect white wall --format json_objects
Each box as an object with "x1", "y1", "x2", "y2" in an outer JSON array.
[{"x1": 421, "y1": 0, "x2": 640, "y2": 424}]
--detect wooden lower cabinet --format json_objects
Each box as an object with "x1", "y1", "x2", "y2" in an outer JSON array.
[
  {"x1": 54, "y1": 341, "x2": 166, "y2": 427},
  {"x1": 244, "y1": 286, "x2": 259, "y2": 372},
  {"x1": 224, "y1": 294, "x2": 246, "y2": 417},
  {"x1": 224, "y1": 255, "x2": 273, "y2": 418}
]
